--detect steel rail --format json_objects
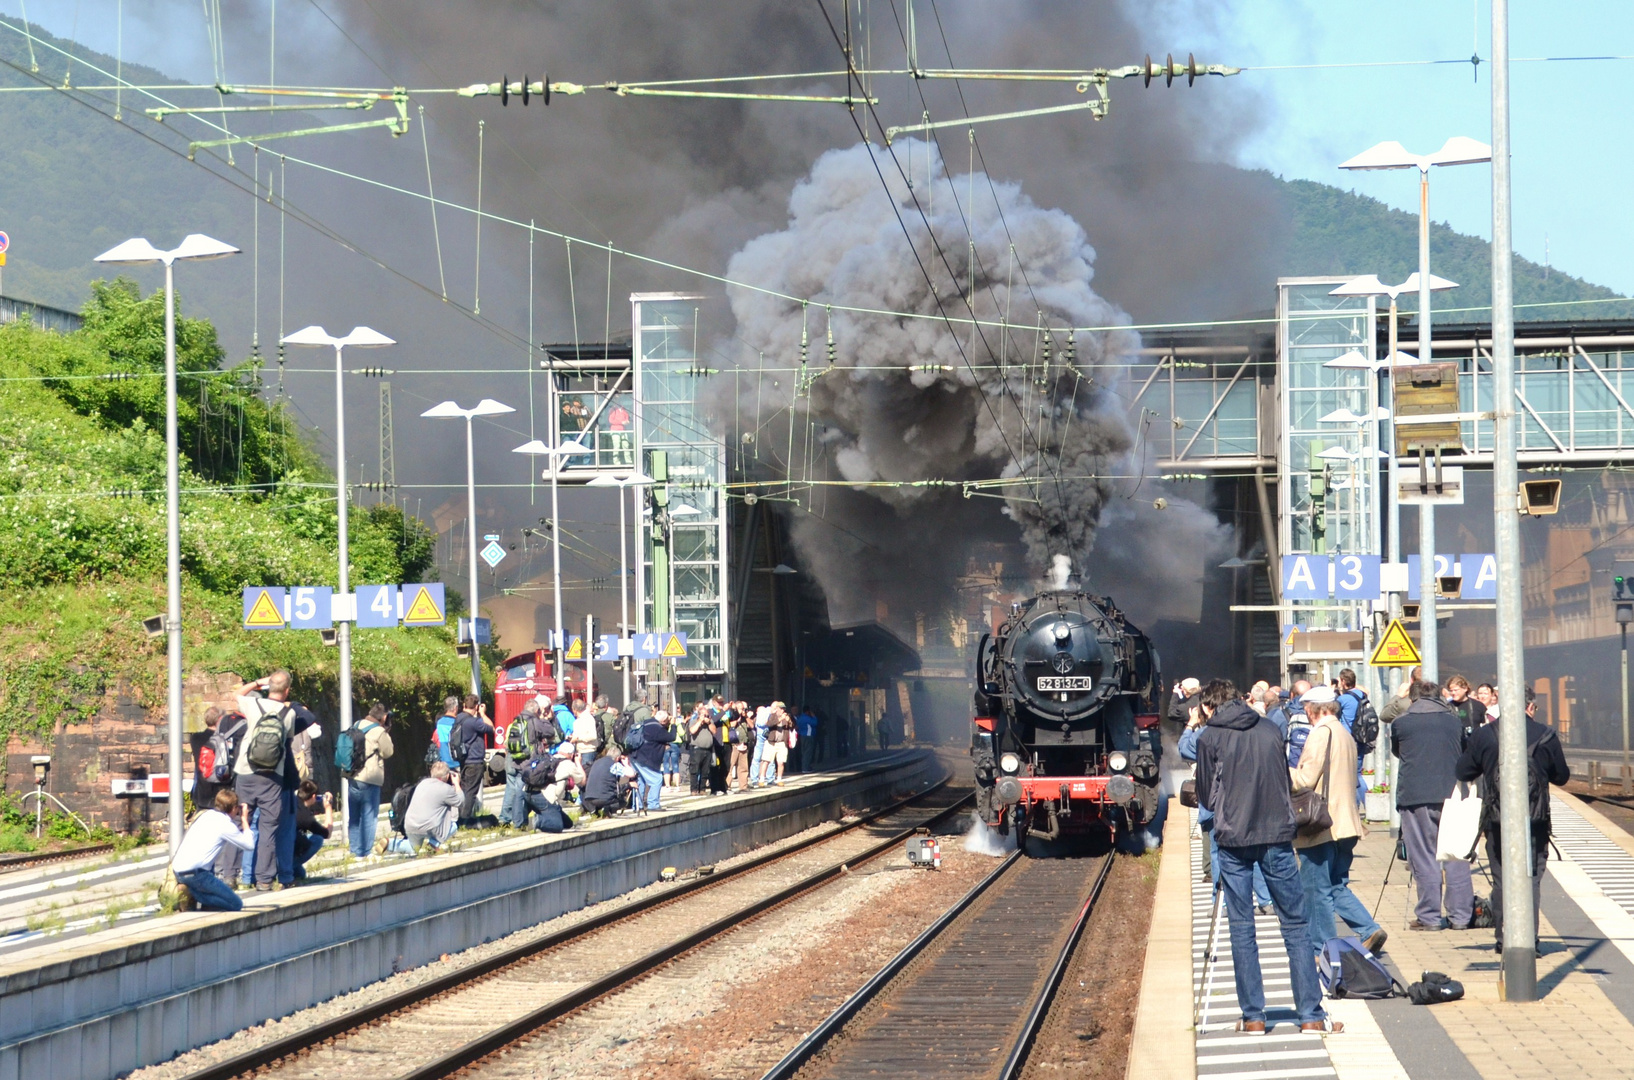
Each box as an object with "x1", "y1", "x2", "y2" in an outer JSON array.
[
  {"x1": 0, "y1": 842, "x2": 115, "y2": 871},
  {"x1": 758, "y1": 847, "x2": 1026, "y2": 1080},
  {"x1": 996, "y1": 851, "x2": 1117, "y2": 1080},
  {"x1": 180, "y1": 779, "x2": 965, "y2": 1080}
]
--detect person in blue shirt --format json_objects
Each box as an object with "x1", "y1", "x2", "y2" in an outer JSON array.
[
  {"x1": 796, "y1": 707, "x2": 819, "y2": 772},
  {"x1": 434, "y1": 696, "x2": 460, "y2": 768}
]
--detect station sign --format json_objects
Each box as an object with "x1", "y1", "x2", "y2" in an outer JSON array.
[
  {"x1": 1280, "y1": 553, "x2": 1496, "y2": 601},
  {"x1": 549, "y1": 630, "x2": 688, "y2": 660},
  {"x1": 241, "y1": 582, "x2": 446, "y2": 630}
]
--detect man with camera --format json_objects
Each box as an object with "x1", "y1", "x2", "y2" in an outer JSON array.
[{"x1": 233, "y1": 670, "x2": 317, "y2": 891}]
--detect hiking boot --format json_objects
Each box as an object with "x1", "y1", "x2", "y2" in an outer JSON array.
[
  {"x1": 174, "y1": 884, "x2": 196, "y2": 912},
  {"x1": 1363, "y1": 929, "x2": 1388, "y2": 954},
  {"x1": 374, "y1": 835, "x2": 390, "y2": 856}
]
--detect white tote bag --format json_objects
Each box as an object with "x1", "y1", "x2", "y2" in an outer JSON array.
[{"x1": 1437, "y1": 781, "x2": 1483, "y2": 863}]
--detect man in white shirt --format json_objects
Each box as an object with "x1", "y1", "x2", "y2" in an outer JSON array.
[
  {"x1": 171, "y1": 789, "x2": 256, "y2": 912},
  {"x1": 573, "y1": 701, "x2": 602, "y2": 768}
]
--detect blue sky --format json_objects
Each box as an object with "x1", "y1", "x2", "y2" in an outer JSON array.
[
  {"x1": 1153, "y1": 1, "x2": 1634, "y2": 294},
  {"x1": 12, "y1": 1, "x2": 1634, "y2": 295}
]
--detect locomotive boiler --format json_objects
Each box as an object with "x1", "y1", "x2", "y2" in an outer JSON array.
[{"x1": 971, "y1": 589, "x2": 1162, "y2": 846}]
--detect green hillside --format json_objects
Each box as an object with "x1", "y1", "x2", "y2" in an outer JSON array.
[
  {"x1": 0, "y1": 280, "x2": 468, "y2": 749},
  {"x1": 1278, "y1": 177, "x2": 1631, "y2": 323}
]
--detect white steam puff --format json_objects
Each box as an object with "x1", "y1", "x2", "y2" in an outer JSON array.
[
  {"x1": 724, "y1": 141, "x2": 1228, "y2": 621},
  {"x1": 1049, "y1": 553, "x2": 1073, "y2": 591}
]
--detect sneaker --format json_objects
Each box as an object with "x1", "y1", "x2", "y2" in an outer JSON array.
[
  {"x1": 254, "y1": 884, "x2": 275, "y2": 892},
  {"x1": 374, "y1": 835, "x2": 390, "y2": 856},
  {"x1": 1410, "y1": 920, "x2": 1443, "y2": 932},
  {"x1": 1363, "y1": 929, "x2": 1388, "y2": 954},
  {"x1": 1255, "y1": 904, "x2": 1274, "y2": 916}
]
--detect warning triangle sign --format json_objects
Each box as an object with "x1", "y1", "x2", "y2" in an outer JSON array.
[
  {"x1": 565, "y1": 636, "x2": 583, "y2": 660},
  {"x1": 661, "y1": 633, "x2": 687, "y2": 658},
  {"x1": 1370, "y1": 618, "x2": 1422, "y2": 667},
  {"x1": 403, "y1": 586, "x2": 444, "y2": 625},
  {"x1": 244, "y1": 590, "x2": 285, "y2": 629}
]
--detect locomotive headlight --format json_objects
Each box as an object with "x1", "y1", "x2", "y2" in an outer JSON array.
[
  {"x1": 1107, "y1": 751, "x2": 1129, "y2": 773},
  {"x1": 1053, "y1": 622, "x2": 1071, "y2": 643},
  {"x1": 999, "y1": 753, "x2": 1021, "y2": 775}
]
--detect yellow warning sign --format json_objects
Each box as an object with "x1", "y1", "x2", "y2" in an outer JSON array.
[
  {"x1": 403, "y1": 586, "x2": 444, "y2": 625},
  {"x1": 243, "y1": 589, "x2": 285, "y2": 629},
  {"x1": 565, "y1": 636, "x2": 583, "y2": 661},
  {"x1": 661, "y1": 633, "x2": 687, "y2": 658},
  {"x1": 1370, "y1": 618, "x2": 1422, "y2": 667}
]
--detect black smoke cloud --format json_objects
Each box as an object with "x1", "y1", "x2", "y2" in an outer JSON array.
[{"x1": 40, "y1": 0, "x2": 1274, "y2": 631}]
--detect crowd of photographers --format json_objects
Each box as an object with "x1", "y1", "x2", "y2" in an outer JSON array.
[{"x1": 169, "y1": 674, "x2": 837, "y2": 912}]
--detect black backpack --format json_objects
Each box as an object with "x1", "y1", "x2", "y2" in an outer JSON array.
[
  {"x1": 1346, "y1": 691, "x2": 1379, "y2": 755},
  {"x1": 521, "y1": 755, "x2": 558, "y2": 791},
  {"x1": 244, "y1": 703, "x2": 292, "y2": 772},
  {"x1": 1479, "y1": 734, "x2": 1553, "y2": 839},
  {"x1": 1407, "y1": 971, "x2": 1465, "y2": 1005},
  {"x1": 612, "y1": 705, "x2": 639, "y2": 749},
  {"x1": 389, "y1": 782, "x2": 416, "y2": 835},
  {"x1": 209, "y1": 714, "x2": 247, "y2": 782}
]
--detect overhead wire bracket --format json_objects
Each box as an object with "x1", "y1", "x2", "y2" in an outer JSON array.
[{"x1": 186, "y1": 87, "x2": 409, "y2": 159}]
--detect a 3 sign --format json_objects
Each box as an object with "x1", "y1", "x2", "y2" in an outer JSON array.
[
  {"x1": 241, "y1": 583, "x2": 446, "y2": 630},
  {"x1": 1280, "y1": 554, "x2": 1499, "y2": 601}
]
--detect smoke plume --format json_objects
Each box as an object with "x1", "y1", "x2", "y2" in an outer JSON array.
[{"x1": 723, "y1": 140, "x2": 1228, "y2": 622}]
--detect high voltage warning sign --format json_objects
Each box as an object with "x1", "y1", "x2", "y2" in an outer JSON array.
[
  {"x1": 402, "y1": 584, "x2": 446, "y2": 626},
  {"x1": 1370, "y1": 619, "x2": 1422, "y2": 667},
  {"x1": 242, "y1": 587, "x2": 287, "y2": 629}
]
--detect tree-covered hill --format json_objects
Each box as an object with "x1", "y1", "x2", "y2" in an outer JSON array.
[{"x1": 0, "y1": 281, "x2": 468, "y2": 749}]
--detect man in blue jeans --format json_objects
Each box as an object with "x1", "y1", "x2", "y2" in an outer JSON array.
[
  {"x1": 1195, "y1": 678, "x2": 1339, "y2": 1036},
  {"x1": 630, "y1": 708, "x2": 675, "y2": 814}
]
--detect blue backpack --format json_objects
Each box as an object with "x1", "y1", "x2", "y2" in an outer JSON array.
[
  {"x1": 623, "y1": 719, "x2": 647, "y2": 752},
  {"x1": 1318, "y1": 937, "x2": 1402, "y2": 999},
  {"x1": 1285, "y1": 710, "x2": 1313, "y2": 768}
]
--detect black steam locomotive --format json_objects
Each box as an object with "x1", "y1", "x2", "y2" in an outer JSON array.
[{"x1": 971, "y1": 589, "x2": 1163, "y2": 847}]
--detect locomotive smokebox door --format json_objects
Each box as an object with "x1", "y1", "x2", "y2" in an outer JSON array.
[{"x1": 905, "y1": 835, "x2": 942, "y2": 870}]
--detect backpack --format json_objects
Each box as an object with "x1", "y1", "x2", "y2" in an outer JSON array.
[
  {"x1": 389, "y1": 782, "x2": 415, "y2": 835},
  {"x1": 521, "y1": 755, "x2": 557, "y2": 791},
  {"x1": 244, "y1": 702, "x2": 292, "y2": 772},
  {"x1": 449, "y1": 715, "x2": 473, "y2": 763},
  {"x1": 612, "y1": 705, "x2": 639, "y2": 749},
  {"x1": 507, "y1": 718, "x2": 533, "y2": 762},
  {"x1": 1469, "y1": 894, "x2": 1497, "y2": 929},
  {"x1": 730, "y1": 719, "x2": 750, "y2": 746},
  {"x1": 623, "y1": 719, "x2": 647, "y2": 752},
  {"x1": 208, "y1": 714, "x2": 245, "y2": 782},
  {"x1": 1285, "y1": 711, "x2": 1313, "y2": 769},
  {"x1": 1346, "y1": 690, "x2": 1379, "y2": 755},
  {"x1": 1318, "y1": 937, "x2": 1403, "y2": 999},
  {"x1": 1479, "y1": 733, "x2": 1553, "y2": 839},
  {"x1": 334, "y1": 720, "x2": 377, "y2": 778}
]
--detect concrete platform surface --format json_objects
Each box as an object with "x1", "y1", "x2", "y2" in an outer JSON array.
[
  {"x1": 0, "y1": 750, "x2": 940, "y2": 1080},
  {"x1": 1131, "y1": 787, "x2": 1634, "y2": 1080}
]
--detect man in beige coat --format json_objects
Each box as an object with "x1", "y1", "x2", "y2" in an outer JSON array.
[{"x1": 1291, "y1": 687, "x2": 1388, "y2": 955}]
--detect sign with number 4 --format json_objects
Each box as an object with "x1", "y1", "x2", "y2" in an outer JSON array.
[{"x1": 356, "y1": 584, "x2": 399, "y2": 628}]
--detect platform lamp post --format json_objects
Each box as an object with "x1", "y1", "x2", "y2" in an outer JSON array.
[
  {"x1": 282, "y1": 325, "x2": 394, "y2": 839},
  {"x1": 1340, "y1": 138, "x2": 1491, "y2": 683},
  {"x1": 94, "y1": 233, "x2": 239, "y2": 858},
  {"x1": 424, "y1": 398, "x2": 516, "y2": 697},
  {"x1": 586, "y1": 471, "x2": 655, "y2": 704},
  {"x1": 512, "y1": 436, "x2": 589, "y2": 698},
  {"x1": 1490, "y1": 0, "x2": 1537, "y2": 1000}
]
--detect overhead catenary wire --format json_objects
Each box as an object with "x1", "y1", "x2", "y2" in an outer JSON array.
[{"x1": 418, "y1": 103, "x2": 448, "y2": 300}]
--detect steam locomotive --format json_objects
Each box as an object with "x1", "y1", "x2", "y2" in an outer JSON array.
[{"x1": 971, "y1": 589, "x2": 1163, "y2": 847}]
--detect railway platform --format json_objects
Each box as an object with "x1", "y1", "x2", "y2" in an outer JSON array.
[
  {"x1": 1132, "y1": 787, "x2": 1634, "y2": 1080},
  {"x1": 0, "y1": 749, "x2": 941, "y2": 1080}
]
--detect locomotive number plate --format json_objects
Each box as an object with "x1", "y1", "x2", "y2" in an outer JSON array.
[{"x1": 1037, "y1": 676, "x2": 1094, "y2": 691}]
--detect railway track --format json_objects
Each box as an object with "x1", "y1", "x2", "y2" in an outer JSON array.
[
  {"x1": 763, "y1": 847, "x2": 1115, "y2": 1080},
  {"x1": 178, "y1": 780, "x2": 971, "y2": 1080},
  {"x1": 0, "y1": 842, "x2": 116, "y2": 872}
]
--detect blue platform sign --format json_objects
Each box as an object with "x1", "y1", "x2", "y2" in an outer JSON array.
[
  {"x1": 1407, "y1": 554, "x2": 1496, "y2": 600},
  {"x1": 355, "y1": 584, "x2": 399, "y2": 628},
  {"x1": 597, "y1": 634, "x2": 619, "y2": 661},
  {"x1": 1331, "y1": 554, "x2": 1381, "y2": 600},
  {"x1": 288, "y1": 586, "x2": 332, "y2": 629},
  {"x1": 1281, "y1": 555, "x2": 1329, "y2": 600}
]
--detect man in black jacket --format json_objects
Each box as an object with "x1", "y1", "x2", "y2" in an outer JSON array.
[
  {"x1": 1390, "y1": 681, "x2": 1473, "y2": 931},
  {"x1": 1195, "y1": 678, "x2": 1335, "y2": 1035},
  {"x1": 1456, "y1": 687, "x2": 1569, "y2": 955},
  {"x1": 452, "y1": 694, "x2": 495, "y2": 821}
]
